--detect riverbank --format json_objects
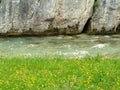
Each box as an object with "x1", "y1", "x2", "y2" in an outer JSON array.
[{"x1": 0, "y1": 56, "x2": 120, "y2": 89}]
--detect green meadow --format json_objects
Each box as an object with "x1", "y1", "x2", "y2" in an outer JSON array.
[{"x1": 0, "y1": 56, "x2": 120, "y2": 90}]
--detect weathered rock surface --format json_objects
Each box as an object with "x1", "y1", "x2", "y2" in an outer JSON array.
[
  {"x1": 0, "y1": 0, "x2": 119, "y2": 35},
  {"x1": 0, "y1": 0, "x2": 94, "y2": 35},
  {"x1": 89, "y1": 0, "x2": 120, "y2": 34}
]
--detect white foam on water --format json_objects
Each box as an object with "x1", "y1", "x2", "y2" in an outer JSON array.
[
  {"x1": 91, "y1": 44, "x2": 109, "y2": 49},
  {"x1": 104, "y1": 36, "x2": 110, "y2": 38},
  {"x1": 55, "y1": 50, "x2": 89, "y2": 58}
]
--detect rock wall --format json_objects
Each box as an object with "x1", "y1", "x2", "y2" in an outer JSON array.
[
  {"x1": 0, "y1": 0, "x2": 119, "y2": 35},
  {"x1": 89, "y1": 0, "x2": 120, "y2": 34}
]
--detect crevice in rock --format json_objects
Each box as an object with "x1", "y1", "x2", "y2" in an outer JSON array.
[
  {"x1": 82, "y1": 18, "x2": 91, "y2": 34},
  {"x1": 116, "y1": 24, "x2": 120, "y2": 32},
  {"x1": 81, "y1": 0, "x2": 99, "y2": 34}
]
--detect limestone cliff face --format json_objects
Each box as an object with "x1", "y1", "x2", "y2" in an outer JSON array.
[
  {"x1": 0, "y1": 0, "x2": 94, "y2": 35},
  {"x1": 0, "y1": 0, "x2": 119, "y2": 35},
  {"x1": 89, "y1": 0, "x2": 120, "y2": 34}
]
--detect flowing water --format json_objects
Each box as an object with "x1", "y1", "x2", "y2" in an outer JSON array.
[{"x1": 0, "y1": 34, "x2": 120, "y2": 59}]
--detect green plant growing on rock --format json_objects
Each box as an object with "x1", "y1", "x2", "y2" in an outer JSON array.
[
  {"x1": 93, "y1": 0, "x2": 99, "y2": 13},
  {"x1": 94, "y1": 0, "x2": 99, "y2": 8}
]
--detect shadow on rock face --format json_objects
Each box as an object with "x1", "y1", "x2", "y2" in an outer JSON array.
[{"x1": 117, "y1": 24, "x2": 120, "y2": 32}]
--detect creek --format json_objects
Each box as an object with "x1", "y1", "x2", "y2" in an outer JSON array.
[{"x1": 0, "y1": 34, "x2": 120, "y2": 59}]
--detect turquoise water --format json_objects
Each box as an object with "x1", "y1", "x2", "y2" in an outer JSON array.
[{"x1": 0, "y1": 34, "x2": 120, "y2": 58}]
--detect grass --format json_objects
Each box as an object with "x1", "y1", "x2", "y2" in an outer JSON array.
[{"x1": 0, "y1": 56, "x2": 120, "y2": 90}]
